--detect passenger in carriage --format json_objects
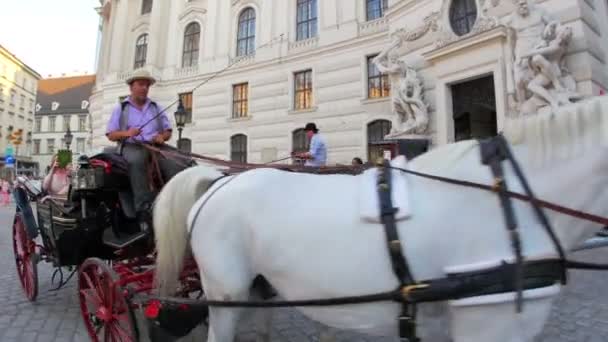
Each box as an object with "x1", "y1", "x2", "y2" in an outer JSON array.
[
  {"x1": 293, "y1": 122, "x2": 327, "y2": 167},
  {"x1": 42, "y1": 154, "x2": 71, "y2": 197},
  {"x1": 105, "y1": 69, "x2": 188, "y2": 232}
]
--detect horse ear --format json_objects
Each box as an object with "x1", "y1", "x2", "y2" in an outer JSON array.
[{"x1": 390, "y1": 155, "x2": 408, "y2": 169}]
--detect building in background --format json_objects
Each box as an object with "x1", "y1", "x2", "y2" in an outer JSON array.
[
  {"x1": 0, "y1": 44, "x2": 41, "y2": 177},
  {"x1": 33, "y1": 75, "x2": 95, "y2": 172},
  {"x1": 90, "y1": 0, "x2": 608, "y2": 164}
]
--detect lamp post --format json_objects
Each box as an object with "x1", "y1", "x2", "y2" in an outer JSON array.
[
  {"x1": 174, "y1": 98, "x2": 187, "y2": 151},
  {"x1": 64, "y1": 126, "x2": 73, "y2": 150}
]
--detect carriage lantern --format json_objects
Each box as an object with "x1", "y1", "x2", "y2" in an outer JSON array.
[
  {"x1": 174, "y1": 98, "x2": 187, "y2": 151},
  {"x1": 64, "y1": 126, "x2": 73, "y2": 150}
]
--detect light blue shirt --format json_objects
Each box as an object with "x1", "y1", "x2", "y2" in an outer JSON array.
[{"x1": 306, "y1": 133, "x2": 327, "y2": 167}]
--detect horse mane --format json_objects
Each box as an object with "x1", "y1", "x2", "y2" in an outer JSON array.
[{"x1": 503, "y1": 96, "x2": 608, "y2": 167}]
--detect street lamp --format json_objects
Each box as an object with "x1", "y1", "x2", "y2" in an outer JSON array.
[
  {"x1": 64, "y1": 126, "x2": 73, "y2": 150},
  {"x1": 174, "y1": 98, "x2": 187, "y2": 151}
]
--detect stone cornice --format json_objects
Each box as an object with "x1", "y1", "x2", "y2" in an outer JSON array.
[{"x1": 423, "y1": 25, "x2": 507, "y2": 62}]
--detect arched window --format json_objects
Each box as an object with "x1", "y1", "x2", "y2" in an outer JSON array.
[
  {"x1": 182, "y1": 22, "x2": 201, "y2": 67},
  {"x1": 141, "y1": 0, "x2": 153, "y2": 14},
  {"x1": 178, "y1": 138, "x2": 192, "y2": 153},
  {"x1": 236, "y1": 8, "x2": 256, "y2": 57},
  {"x1": 231, "y1": 134, "x2": 248, "y2": 163},
  {"x1": 366, "y1": 0, "x2": 388, "y2": 21},
  {"x1": 292, "y1": 128, "x2": 309, "y2": 165},
  {"x1": 296, "y1": 0, "x2": 318, "y2": 41},
  {"x1": 449, "y1": 0, "x2": 477, "y2": 36},
  {"x1": 367, "y1": 119, "x2": 392, "y2": 162},
  {"x1": 134, "y1": 34, "x2": 149, "y2": 69}
]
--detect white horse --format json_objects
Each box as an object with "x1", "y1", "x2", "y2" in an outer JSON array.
[{"x1": 153, "y1": 96, "x2": 608, "y2": 342}]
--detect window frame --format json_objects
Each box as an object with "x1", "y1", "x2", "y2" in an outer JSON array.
[
  {"x1": 179, "y1": 92, "x2": 194, "y2": 123},
  {"x1": 141, "y1": 0, "x2": 153, "y2": 15},
  {"x1": 63, "y1": 115, "x2": 71, "y2": 131},
  {"x1": 230, "y1": 134, "x2": 248, "y2": 163},
  {"x1": 296, "y1": 0, "x2": 318, "y2": 41},
  {"x1": 294, "y1": 69, "x2": 313, "y2": 110},
  {"x1": 33, "y1": 139, "x2": 40, "y2": 155},
  {"x1": 134, "y1": 34, "x2": 149, "y2": 69},
  {"x1": 47, "y1": 138, "x2": 55, "y2": 154},
  {"x1": 236, "y1": 8, "x2": 256, "y2": 57},
  {"x1": 367, "y1": 119, "x2": 392, "y2": 162},
  {"x1": 367, "y1": 55, "x2": 390, "y2": 99},
  {"x1": 366, "y1": 0, "x2": 388, "y2": 21},
  {"x1": 79, "y1": 115, "x2": 87, "y2": 131},
  {"x1": 76, "y1": 138, "x2": 85, "y2": 154},
  {"x1": 182, "y1": 22, "x2": 201, "y2": 68},
  {"x1": 48, "y1": 116, "x2": 56, "y2": 132},
  {"x1": 449, "y1": 0, "x2": 478, "y2": 36},
  {"x1": 232, "y1": 83, "x2": 249, "y2": 119}
]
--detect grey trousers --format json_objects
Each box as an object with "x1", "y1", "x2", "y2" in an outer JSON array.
[{"x1": 121, "y1": 143, "x2": 188, "y2": 212}]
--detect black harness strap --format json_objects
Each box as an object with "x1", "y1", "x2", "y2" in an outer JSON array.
[
  {"x1": 480, "y1": 137, "x2": 525, "y2": 312},
  {"x1": 376, "y1": 159, "x2": 419, "y2": 341}
]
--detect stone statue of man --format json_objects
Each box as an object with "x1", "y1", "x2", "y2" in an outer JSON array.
[{"x1": 503, "y1": 0, "x2": 557, "y2": 105}]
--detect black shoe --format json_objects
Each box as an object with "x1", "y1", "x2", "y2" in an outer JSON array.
[{"x1": 137, "y1": 210, "x2": 153, "y2": 233}]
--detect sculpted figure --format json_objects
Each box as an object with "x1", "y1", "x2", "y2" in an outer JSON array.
[
  {"x1": 503, "y1": 0, "x2": 556, "y2": 104},
  {"x1": 373, "y1": 38, "x2": 429, "y2": 135},
  {"x1": 519, "y1": 22, "x2": 575, "y2": 111}
]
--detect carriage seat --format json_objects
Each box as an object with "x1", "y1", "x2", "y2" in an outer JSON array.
[{"x1": 358, "y1": 156, "x2": 412, "y2": 223}]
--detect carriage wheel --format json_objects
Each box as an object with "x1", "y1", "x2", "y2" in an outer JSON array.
[
  {"x1": 78, "y1": 258, "x2": 138, "y2": 342},
  {"x1": 12, "y1": 213, "x2": 38, "y2": 301}
]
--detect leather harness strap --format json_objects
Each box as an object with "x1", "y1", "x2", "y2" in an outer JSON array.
[
  {"x1": 376, "y1": 159, "x2": 419, "y2": 341},
  {"x1": 480, "y1": 136, "x2": 525, "y2": 312}
]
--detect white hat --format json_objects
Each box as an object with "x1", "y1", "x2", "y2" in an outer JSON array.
[{"x1": 126, "y1": 69, "x2": 156, "y2": 86}]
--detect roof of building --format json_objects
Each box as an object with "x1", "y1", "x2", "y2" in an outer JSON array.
[
  {"x1": 36, "y1": 75, "x2": 96, "y2": 115},
  {"x1": 0, "y1": 44, "x2": 42, "y2": 79}
]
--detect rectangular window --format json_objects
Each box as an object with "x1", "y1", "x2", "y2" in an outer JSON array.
[
  {"x1": 49, "y1": 116, "x2": 56, "y2": 132},
  {"x1": 0, "y1": 85, "x2": 4, "y2": 102},
  {"x1": 33, "y1": 140, "x2": 40, "y2": 155},
  {"x1": 179, "y1": 92, "x2": 193, "y2": 123},
  {"x1": 296, "y1": 0, "x2": 318, "y2": 41},
  {"x1": 141, "y1": 0, "x2": 153, "y2": 14},
  {"x1": 19, "y1": 95, "x2": 25, "y2": 109},
  {"x1": 10, "y1": 90, "x2": 16, "y2": 106},
  {"x1": 79, "y1": 115, "x2": 87, "y2": 131},
  {"x1": 63, "y1": 115, "x2": 70, "y2": 131},
  {"x1": 367, "y1": 55, "x2": 390, "y2": 99},
  {"x1": 232, "y1": 83, "x2": 249, "y2": 118},
  {"x1": 76, "y1": 138, "x2": 85, "y2": 154},
  {"x1": 47, "y1": 139, "x2": 55, "y2": 154},
  {"x1": 294, "y1": 70, "x2": 313, "y2": 110},
  {"x1": 34, "y1": 117, "x2": 41, "y2": 132},
  {"x1": 29, "y1": 99, "x2": 34, "y2": 113},
  {"x1": 366, "y1": 0, "x2": 388, "y2": 21}
]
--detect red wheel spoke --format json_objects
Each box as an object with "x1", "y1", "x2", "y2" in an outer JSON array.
[
  {"x1": 112, "y1": 322, "x2": 133, "y2": 341},
  {"x1": 80, "y1": 288, "x2": 101, "y2": 307},
  {"x1": 82, "y1": 271, "x2": 104, "y2": 305}
]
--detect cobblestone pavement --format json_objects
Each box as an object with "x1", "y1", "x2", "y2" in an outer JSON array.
[{"x1": 1, "y1": 204, "x2": 608, "y2": 341}]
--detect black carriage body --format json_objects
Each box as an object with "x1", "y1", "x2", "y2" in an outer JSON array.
[{"x1": 17, "y1": 152, "x2": 143, "y2": 267}]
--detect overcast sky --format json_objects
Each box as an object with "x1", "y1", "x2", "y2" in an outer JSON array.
[{"x1": 0, "y1": 0, "x2": 100, "y2": 77}]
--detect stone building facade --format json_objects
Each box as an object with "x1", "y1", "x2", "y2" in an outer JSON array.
[{"x1": 90, "y1": 0, "x2": 608, "y2": 164}]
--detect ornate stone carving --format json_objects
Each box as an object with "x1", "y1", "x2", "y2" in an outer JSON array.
[
  {"x1": 392, "y1": 11, "x2": 440, "y2": 42},
  {"x1": 503, "y1": 0, "x2": 581, "y2": 115},
  {"x1": 433, "y1": 0, "x2": 500, "y2": 48},
  {"x1": 373, "y1": 41, "x2": 429, "y2": 137}
]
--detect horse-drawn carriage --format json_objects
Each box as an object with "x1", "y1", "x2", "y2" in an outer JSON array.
[{"x1": 11, "y1": 149, "x2": 203, "y2": 341}]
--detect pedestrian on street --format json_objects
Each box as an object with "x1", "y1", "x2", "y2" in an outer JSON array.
[
  {"x1": 42, "y1": 154, "x2": 71, "y2": 197},
  {"x1": 0, "y1": 179, "x2": 10, "y2": 206},
  {"x1": 351, "y1": 157, "x2": 363, "y2": 166}
]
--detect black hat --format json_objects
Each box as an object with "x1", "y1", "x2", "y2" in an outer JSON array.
[{"x1": 304, "y1": 122, "x2": 318, "y2": 133}]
